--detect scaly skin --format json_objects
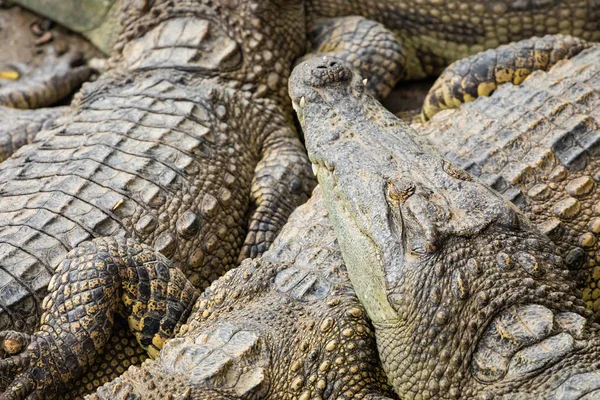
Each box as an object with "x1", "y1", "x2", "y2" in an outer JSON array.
[
  {"x1": 0, "y1": 106, "x2": 67, "y2": 162},
  {"x1": 0, "y1": 237, "x2": 198, "y2": 398},
  {"x1": 307, "y1": 0, "x2": 600, "y2": 81},
  {"x1": 17, "y1": 1, "x2": 600, "y2": 80},
  {"x1": 421, "y1": 34, "x2": 590, "y2": 120},
  {"x1": 417, "y1": 46, "x2": 600, "y2": 320},
  {"x1": 0, "y1": 0, "x2": 315, "y2": 338},
  {"x1": 0, "y1": 5, "x2": 407, "y2": 398},
  {"x1": 2, "y1": 1, "x2": 594, "y2": 165},
  {"x1": 8, "y1": 50, "x2": 600, "y2": 399},
  {"x1": 299, "y1": 16, "x2": 406, "y2": 100},
  {"x1": 292, "y1": 57, "x2": 600, "y2": 398},
  {"x1": 1, "y1": 190, "x2": 397, "y2": 400}
]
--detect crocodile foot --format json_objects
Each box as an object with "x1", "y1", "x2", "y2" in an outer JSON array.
[
  {"x1": 0, "y1": 330, "x2": 60, "y2": 399},
  {"x1": 0, "y1": 46, "x2": 92, "y2": 109}
]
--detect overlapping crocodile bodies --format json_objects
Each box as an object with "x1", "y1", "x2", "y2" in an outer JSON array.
[
  {"x1": 418, "y1": 47, "x2": 600, "y2": 317},
  {"x1": 306, "y1": 0, "x2": 600, "y2": 80},
  {"x1": 0, "y1": 0, "x2": 314, "y2": 344},
  {"x1": 86, "y1": 190, "x2": 395, "y2": 399},
  {"x1": 293, "y1": 55, "x2": 600, "y2": 398}
]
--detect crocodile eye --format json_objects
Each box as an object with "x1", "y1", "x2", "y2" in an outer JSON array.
[
  {"x1": 443, "y1": 160, "x2": 472, "y2": 181},
  {"x1": 135, "y1": 0, "x2": 153, "y2": 11},
  {"x1": 387, "y1": 179, "x2": 415, "y2": 202}
]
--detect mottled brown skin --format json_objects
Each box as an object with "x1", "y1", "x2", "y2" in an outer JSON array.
[
  {"x1": 417, "y1": 46, "x2": 600, "y2": 320},
  {"x1": 0, "y1": 2, "x2": 408, "y2": 398},
  {"x1": 20, "y1": 0, "x2": 600, "y2": 81},
  {"x1": 1, "y1": 190, "x2": 397, "y2": 400},
  {"x1": 0, "y1": 0, "x2": 315, "y2": 338},
  {"x1": 421, "y1": 34, "x2": 590, "y2": 121},
  {"x1": 14, "y1": 0, "x2": 600, "y2": 115},
  {"x1": 10, "y1": 49, "x2": 600, "y2": 399},
  {"x1": 0, "y1": 237, "x2": 198, "y2": 399},
  {"x1": 63, "y1": 323, "x2": 148, "y2": 400},
  {"x1": 293, "y1": 57, "x2": 600, "y2": 398}
]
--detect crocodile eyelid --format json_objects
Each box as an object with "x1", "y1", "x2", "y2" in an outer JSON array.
[
  {"x1": 442, "y1": 160, "x2": 472, "y2": 182},
  {"x1": 387, "y1": 179, "x2": 415, "y2": 203}
]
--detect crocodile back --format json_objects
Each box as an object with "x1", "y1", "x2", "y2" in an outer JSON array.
[{"x1": 0, "y1": 71, "x2": 268, "y2": 332}]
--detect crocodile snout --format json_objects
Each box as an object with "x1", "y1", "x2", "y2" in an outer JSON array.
[
  {"x1": 292, "y1": 56, "x2": 353, "y2": 89},
  {"x1": 308, "y1": 57, "x2": 352, "y2": 87}
]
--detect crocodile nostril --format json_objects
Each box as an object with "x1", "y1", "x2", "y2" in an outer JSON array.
[{"x1": 308, "y1": 58, "x2": 352, "y2": 87}]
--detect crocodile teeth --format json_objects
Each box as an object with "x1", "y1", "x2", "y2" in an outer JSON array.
[
  {"x1": 312, "y1": 163, "x2": 319, "y2": 175},
  {"x1": 362, "y1": 78, "x2": 368, "y2": 86},
  {"x1": 299, "y1": 96, "x2": 305, "y2": 109}
]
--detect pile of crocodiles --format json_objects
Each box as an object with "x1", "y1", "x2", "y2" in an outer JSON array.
[{"x1": 0, "y1": 0, "x2": 600, "y2": 398}]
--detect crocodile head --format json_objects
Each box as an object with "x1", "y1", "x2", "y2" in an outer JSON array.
[
  {"x1": 290, "y1": 57, "x2": 600, "y2": 398},
  {"x1": 113, "y1": 0, "x2": 306, "y2": 96}
]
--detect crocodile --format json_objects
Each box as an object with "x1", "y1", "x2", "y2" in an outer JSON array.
[
  {"x1": 5, "y1": 53, "x2": 600, "y2": 399},
  {"x1": 0, "y1": 5, "x2": 417, "y2": 397},
  {"x1": 295, "y1": 56, "x2": 600, "y2": 398},
  {"x1": 416, "y1": 46, "x2": 600, "y2": 319},
  {"x1": 14, "y1": 0, "x2": 600, "y2": 78},
  {"x1": 7, "y1": 0, "x2": 599, "y2": 121},
  {"x1": 0, "y1": 0, "x2": 595, "y2": 167},
  {"x1": 0, "y1": 188, "x2": 399, "y2": 399},
  {"x1": 0, "y1": 0, "x2": 323, "y2": 338}
]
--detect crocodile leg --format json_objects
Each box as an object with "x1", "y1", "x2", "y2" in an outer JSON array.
[
  {"x1": 421, "y1": 34, "x2": 590, "y2": 121},
  {"x1": 0, "y1": 46, "x2": 92, "y2": 109},
  {"x1": 300, "y1": 16, "x2": 406, "y2": 100},
  {"x1": 239, "y1": 130, "x2": 315, "y2": 261},
  {"x1": 0, "y1": 106, "x2": 67, "y2": 162},
  {"x1": 0, "y1": 237, "x2": 198, "y2": 399},
  {"x1": 63, "y1": 319, "x2": 148, "y2": 399}
]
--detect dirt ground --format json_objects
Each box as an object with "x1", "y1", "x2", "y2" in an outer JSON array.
[{"x1": 0, "y1": 2, "x2": 102, "y2": 100}]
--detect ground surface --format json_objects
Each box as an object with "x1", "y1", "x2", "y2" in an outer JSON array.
[{"x1": 0, "y1": 2, "x2": 102, "y2": 104}]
